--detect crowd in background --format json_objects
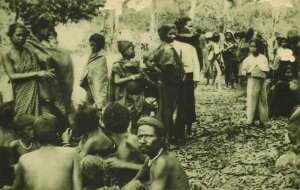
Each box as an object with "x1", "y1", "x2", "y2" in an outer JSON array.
[{"x1": 0, "y1": 14, "x2": 300, "y2": 190}]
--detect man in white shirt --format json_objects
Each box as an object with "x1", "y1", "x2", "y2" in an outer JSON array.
[{"x1": 171, "y1": 37, "x2": 200, "y2": 141}]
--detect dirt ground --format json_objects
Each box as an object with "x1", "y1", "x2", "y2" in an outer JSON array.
[{"x1": 172, "y1": 84, "x2": 299, "y2": 190}]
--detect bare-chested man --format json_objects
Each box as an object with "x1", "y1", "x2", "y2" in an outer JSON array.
[
  {"x1": 13, "y1": 114, "x2": 81, "y2": 190},
  {"x1": 136, "y1": 116, "x2": 190, "y2": 190},
  {"x1": 63, "y1": 103, "x2": 145, "y2": 188}
]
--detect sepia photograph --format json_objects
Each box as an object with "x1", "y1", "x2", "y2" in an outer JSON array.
[{"x1": 0, "y1": 0, "x2": 300, "y2": 189}]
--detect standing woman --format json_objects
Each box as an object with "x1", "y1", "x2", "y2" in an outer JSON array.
[
  {"x1": 210, "y1": 32, "x2": 223, "y2": 90},
  {"x1": 108, "y1": 41, "x2": 144, "y2": 133},
  {"x1": 3, "y1": 23, "x2": 55, "y2": 116},
  {"x1": 242, "y1": 39, "x2": 270, "y2": 127},
  {"x1": 223, "y1": 31, "x2": 238, "y2": 88}
]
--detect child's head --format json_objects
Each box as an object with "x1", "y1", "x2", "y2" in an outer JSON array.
[
  {"x1": 234, "y1": 32, "x2": 240, "y2": 40},
  {"x1": 71, "y1": 104, "x2": 99, "y2": 136},
  {"x1": 279, "y1": 64, "x2": 293, "y2": 82},
  {"x1": 225, "y1": 31, "x2": 234, "y2": 41},
  {"x1": 34, "y1": 114, "x2": 58, "y2": 145},
  {"x1": 285, "y1": 66, "x2": 294, "y2": 82},
  {"x1": 239, "y1": 31, "x2": 246, "y2": 39},
  {"x1": 157, "y1": 25, "x2": 177, "y2": 43},
  {"x1": 212, "y1": 32, "x2": 220, "y2": 43},
  {"x1": 249, "y1": 39, "x2": 261, "y2": 56},
  {"x1": 117, "y1": 40, "x2": 135, "y2": 59},
  {"x1": 89, "y1": 33, "x2": 105, "y2": 53},
  {"x1": 13, "y1": 114, "x2": 35, "y2": 140},
  {"x1": 103, "y1": 103, "x2": 130, "y2": 134}
]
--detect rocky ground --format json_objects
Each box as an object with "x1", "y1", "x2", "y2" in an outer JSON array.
[{"x1": 172, "y1": 84, "x2": 300, "y2": 190}]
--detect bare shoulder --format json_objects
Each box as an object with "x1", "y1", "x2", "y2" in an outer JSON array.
[
  {"x1": 157, "y1": 153, "x2": 185, "y2": 172},
  {"x1": 18, "y1": 149, "x2": 38, "y2": 164},
  {"x1": 56, "y1": 147, "x2": 77, "y2": 155},
  {"x1": 153, "y1": 153, "x2": 171, "y2": 170},
  {"x1": 164, "y1": 152, "x2": 179, "y2": 161}
]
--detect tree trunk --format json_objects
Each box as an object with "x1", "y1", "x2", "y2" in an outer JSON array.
[
  {"x1": 150, "y1": 0, "x2": 157, "y2": 36},
  {"x1": 189, "y1": 0, "x2": 196, "y2": 20}
]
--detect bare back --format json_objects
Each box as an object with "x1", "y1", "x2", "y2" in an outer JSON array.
[
  {"x1": 13, "y1": 146, "x2": 81, "y2": 190},
  {"x1": 150, "y1": 152, "x2": 190, "y2": 190}
]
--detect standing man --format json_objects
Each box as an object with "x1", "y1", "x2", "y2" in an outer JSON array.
[
  {"x1": 124, "y1": 116, "x2": 190, "y2": 190},
  {"x1": 172, "y1": 18, "x2": 200, "y2": 140},
  {"x1": 80, "y1": 33, "x2": 108, "y2": 111},
  {"x1": 13, "y1": 114, "x2": 81, "y2": 190}
]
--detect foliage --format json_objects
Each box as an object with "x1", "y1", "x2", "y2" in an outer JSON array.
[
  {"x1": 0, "y1": 0, "x2": 14, "y2": 47},
  {"x1": 5, "y1": 0, "x2": 106, "y2": 24},
  {"x1": 172, "y1": 85, "x2": 299, "y2": 189}
]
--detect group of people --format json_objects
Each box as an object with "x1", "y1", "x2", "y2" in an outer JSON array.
[
  {"x1": 200, "y1": 27, "x2": 300, "y2": 128},
  {"x1": 1, "y1": 13, "x2": 300, "y2": 189},
  {"x1": 0, "y1": 16, "x2": 202, "y2": 190}
]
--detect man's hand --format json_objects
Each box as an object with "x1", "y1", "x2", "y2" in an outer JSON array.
[
  {"x1": 106, "y1": 158, "x2": 126, "y2": 169},
  {"x1": 62, "y1": 128, "x2": 73, "y2": 143}
]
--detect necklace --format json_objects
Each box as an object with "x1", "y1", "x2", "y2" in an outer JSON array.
[
  {"x1": 148, "y1": 148, "x2": 164, "y2": 167},
  {"x1": 19, "y1": 139, "x2": 33, "y2": 150}
]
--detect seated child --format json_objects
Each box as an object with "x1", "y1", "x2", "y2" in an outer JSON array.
[{"x1": 9, "y1": 114, "x2": 41, "y2": 169}]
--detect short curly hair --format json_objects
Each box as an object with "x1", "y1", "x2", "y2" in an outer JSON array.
[
  {"x1": 158, "y1": 25, "x2": 176, "y2": 43},
  {"x1": 103, "y1": 103, "x2": 130, "y2": 134},
  {"x1": 13, "y1": 114, "x2": 35, "y2": 133},
  {"x1": 34, "y1": 114, "x2": 58, "y2": 145},
  {"x1": 72, "y1": 104, "x2": 99, "y2": 135},
  {"x1": 174, "y1": 17, "x2": 191, "y2": 34},
  {"x1": 7, "y1": 23, "x2": 30, "y2": 38},
  {"x1": 89, "y1": 33, "x2": 105, "y2": 50}
]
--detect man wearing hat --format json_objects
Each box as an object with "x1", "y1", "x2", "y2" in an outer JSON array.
[{"x1": 123, "y1": 116, "x2": 190, "y2": 190}]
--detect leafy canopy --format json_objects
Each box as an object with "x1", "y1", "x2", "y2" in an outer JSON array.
[{"x1": 5, "y1": 0, "x2": 105, "y2": 24}]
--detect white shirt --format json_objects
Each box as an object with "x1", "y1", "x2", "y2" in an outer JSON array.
[
  {"x1": 171, "y1": 40, "x2": 200, "y2": 81},
  {"x1": 242, "y1": 54, "x2": 269, "y2": 78}
]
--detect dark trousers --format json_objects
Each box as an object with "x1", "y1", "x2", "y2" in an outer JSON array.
[
  {"x1": 165, "y1": 84, "x2": 179, "y2": 138},
  {"x1": 174, "y1": 73, "x2": 196, "y2": 139}
]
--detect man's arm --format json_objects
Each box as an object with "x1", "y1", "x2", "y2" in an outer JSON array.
[
  {"x1": 12, "y1": 159, "x2": 25, "y2": 190},
  {"x1": 72, "y1": 151, "x2": 82, "y2": 190},
  {"x1": 191, "y1": 47, "x2": 201, "y2": 82},
  {"x1": 106, "y1": 157, "x2": 143, "y2": 170},
  {"x1": 79, "y1": 135, "x2": 113, "y2": 160},
  {"x1": 150, "y1": 157, "x2": 169, "y2": 190},
  {"x1": 79, "y1": 138, "x2": 93, "y2": 160}
]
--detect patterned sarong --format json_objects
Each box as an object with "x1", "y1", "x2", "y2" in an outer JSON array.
[{"x1": 11, "y1": 47, "x2": 48, "y2": 116}]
